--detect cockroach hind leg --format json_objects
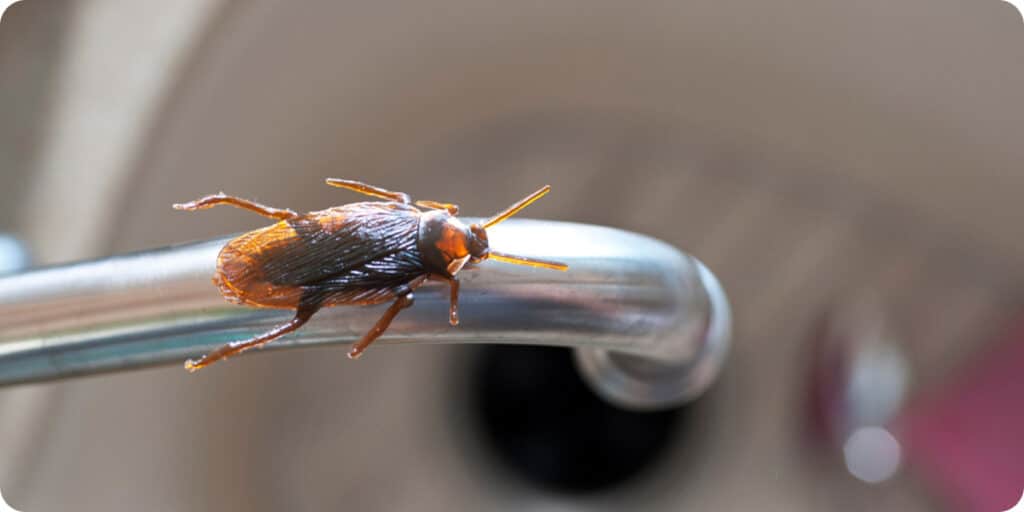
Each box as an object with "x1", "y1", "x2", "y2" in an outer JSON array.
[
  {"x1": 172, "y1": 193, "x2": 299, "y2": 221},
  {"x1": 182, "y1": 305, "x2": 318, "y2": 372},
  {"x1": 324, "y1": 178, "x2": 412, "y2": 205},
  {"x1": 347, "y1": 292, "x2": 415, "y2": 359}
]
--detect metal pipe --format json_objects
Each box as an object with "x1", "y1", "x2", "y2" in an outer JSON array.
[{"x1": 0, "y1": 219, "x2": 730, "y2": 410}]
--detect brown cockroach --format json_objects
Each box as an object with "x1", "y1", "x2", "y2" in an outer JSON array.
[{"x1": 173, "y1": 179, "x2": 567, "y2": 371}]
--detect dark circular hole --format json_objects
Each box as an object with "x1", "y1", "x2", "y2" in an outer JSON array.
[{"x1": 468, "y1": 345, "x2": 689, "y2": 494}]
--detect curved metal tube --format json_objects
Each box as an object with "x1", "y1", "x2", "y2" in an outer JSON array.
[{"x1": 0, "y1": 220, "x2": 730, "y2": 410}]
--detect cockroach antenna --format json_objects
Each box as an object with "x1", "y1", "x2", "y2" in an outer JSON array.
[{"x1": 473, "y1": 185, "x2": 568, "y2": 271}]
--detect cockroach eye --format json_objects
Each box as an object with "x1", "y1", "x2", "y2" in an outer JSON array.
[{"x1": 468, "y1": 224, "x2": 490, "y2": 260}]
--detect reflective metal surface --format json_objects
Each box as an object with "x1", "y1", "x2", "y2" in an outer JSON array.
[{"x1": 0, "y1": 219, "x2": 730, "y2": 410}]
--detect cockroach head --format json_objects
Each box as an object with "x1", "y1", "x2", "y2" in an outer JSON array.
[
  {"x1": 467, "y1": 223, "x2": 489, "y2": 262},
  {"x1": 470, "y1": 185, "x2": 568, "y2": 272},
  {"x1": 418, "y1": 186, "x2": 567, "y2": 276}
]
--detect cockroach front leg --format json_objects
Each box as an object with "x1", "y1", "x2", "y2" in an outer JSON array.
[
  {"x1": 348, "y1": 292, "x2": 415, "y2": 359},
  {"x1": 184, "y1": 304, "x2": 320, "y2": 372},
  {"x1": 325, "y1": 178, "x2": 411, "y2": 205},
  {"x1": 447, "y1": 277, "x2": 460, "y2": 326},
  {"x1": 426, "y1": 275, "x2": 460, "y2": 325},
  {"x1": 173, "y1": 192, "x2": 300, "y2": 221}
]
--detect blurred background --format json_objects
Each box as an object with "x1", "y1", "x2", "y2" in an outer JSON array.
[{"x1": 1, "y1": 0, "x2": 1023, "y2": 510}]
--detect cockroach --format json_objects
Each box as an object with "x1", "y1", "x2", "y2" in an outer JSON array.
[{"x1": 173, "y1": 178, "x2": 567, "y2": 371}]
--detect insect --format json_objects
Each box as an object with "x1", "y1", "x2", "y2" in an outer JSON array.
[{"x1": 173, "y1": 178, "x2": 567, "y2": 371}]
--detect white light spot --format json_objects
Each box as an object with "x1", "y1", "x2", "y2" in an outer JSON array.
[
  {"x1": 1003, "y1": 0, "x2": 1024, "y2": 23},
  {"x1": 0, "y1": 235, "x2": 29, "y2": 275},
  {"x1": 0, "y1": 487, "x2": 21, "y2": 512},
  {"x1": 1005, "y1": 489, "x2": 1024, "y2": 512},
  {"x1": 843, "y1": 426, "x2": 902, "y2": 484}
]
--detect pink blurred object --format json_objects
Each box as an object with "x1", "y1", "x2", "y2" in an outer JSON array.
[{"x1": 899, "y1": 319, "x2": 1024, "y2": 511}]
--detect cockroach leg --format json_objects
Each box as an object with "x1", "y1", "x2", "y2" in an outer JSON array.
[
  {"x1": 348, "y1": 292, "x2": 415, "y2": 359},
  {"x1": 448, "y1": 277, "x2": 460, "y2": 326},
  {"x1": 184, "y1": 303, "x2": 320, "y2": 372},
  {"x1": 325, "y1": 178, "x2": 411, "y2": 205},
  {"x1": 425, "y1": 274, "x2": 459, "y2": 325},
  {"x1": 414, "y1": 200, "x2": 460, "y2": 216},
  {"x1": 173, "y1": 193, "x2": 300, "y2": 221}
]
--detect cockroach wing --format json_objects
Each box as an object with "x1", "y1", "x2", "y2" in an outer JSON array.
[{"x1": 215, "y1": 202, "x2": 426, "y2": 308}]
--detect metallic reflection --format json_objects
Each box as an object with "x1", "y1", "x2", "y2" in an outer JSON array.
[{"x1": 0, "y1": 219, "x2": 731, "y2": 410}]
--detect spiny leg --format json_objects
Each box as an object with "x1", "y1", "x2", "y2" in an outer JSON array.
[
  {"x1": 184, "y1": 303, "x2": 320, "y2": 372},
  {"x1": 325, "y1": 178, "x2": 411, "y2": 204},
  {"x1": 415, "y1": 200, "x2": 460, "y2": 216},
  {"x1": 426, "y1": 274, "x2": 460, "y2": 325},
  {"x1": 447, "y1": 277, "x2": 460, "y2": 326},
  {"x1": 348, "y1": 292, "x2": 415, "y2": 359},
  {"x1": 173, "y1": 192, "x2": 299, "y2": 221}
]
